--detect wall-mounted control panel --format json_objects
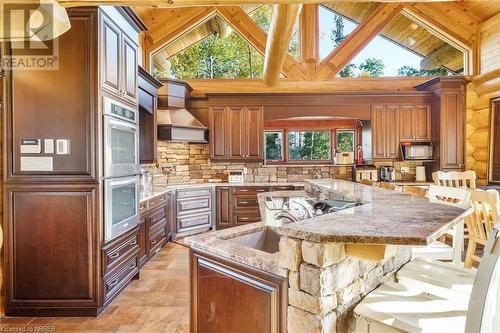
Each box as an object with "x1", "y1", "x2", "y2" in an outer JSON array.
[{"x1": 19, "y1": 138, "x2": 70, "y2": 172}]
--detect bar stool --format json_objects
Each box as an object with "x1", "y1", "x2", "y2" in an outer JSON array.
[
  {"x1": 354, "y1": 222, "x2": 500, "y2": 333},
  {"x1": 464, "y1": 189, "x2": 500, "y2": 268},
  {"x1": 411, "y1": 185, "x2": 470, "y2": 266}
]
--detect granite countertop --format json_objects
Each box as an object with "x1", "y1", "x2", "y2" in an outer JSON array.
[
  {"x1": 140, "y1": 181, "x2": 305, "y2": 203},
  {"x1": 185, "y1": 223, "x2": 287, "y2": 277},
  {"x1": 277, "y1": 179, "x2": 471, "y2": 246}
]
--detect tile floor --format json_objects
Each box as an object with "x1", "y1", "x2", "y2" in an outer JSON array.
[{"x1": 0, "y1": 242, "x2": 190, "y2": 333}]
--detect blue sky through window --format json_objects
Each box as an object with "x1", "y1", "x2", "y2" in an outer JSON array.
[{"x1": 318, "y1": 7, "x2": 422, "y2": 76}]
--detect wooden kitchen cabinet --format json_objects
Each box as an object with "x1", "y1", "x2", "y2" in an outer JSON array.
[
  {"x1": 139, "y1": 192, "x2": 172, "y2": 265},
  {"x1": 100, "y1": 8, "x2": 140, "y2": 105},
  {"x1": 190, "y1": 249, "x2": 287, "y2": 333},
  {"x1": 415, "y1": 77, "x2": 467, "y2": 172},
  {"x1": 399, "y1": 105, "x2": 431, "y2": 141},
  {"x1": 4, "y1": 185, "x2": 101, "y2": 316},
  {"x1": 216, "y1": 185, "x2": 294, "y2": 229},
  {"x1": 209, "y1": 106, "x2": 264, "y2": 161},
  {"x1": 371, "y1": 104, "x2": 400, "y2": 159},
  {"x1": 139, "y1": 67, "x2": 162, "y2": 164}
]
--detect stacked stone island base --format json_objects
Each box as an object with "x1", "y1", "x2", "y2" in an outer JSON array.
[{"x1": 280, "y1": 237, "x2": 411, "y2": 332}]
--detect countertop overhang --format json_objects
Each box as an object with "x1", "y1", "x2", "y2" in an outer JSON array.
[{"x1": 276, "y1": 179, "x2": 471, "y2": 246}]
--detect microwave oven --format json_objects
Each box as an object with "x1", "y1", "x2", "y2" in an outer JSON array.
[{"x1": 403, "y1": 145, "x2": 433, "y2": 160}]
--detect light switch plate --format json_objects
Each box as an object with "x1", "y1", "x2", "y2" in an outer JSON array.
[
  {"x1": 44, "y1": 139, "x2": 54, "y2": 154},
  {"x1": 56, "y1": 139, "x2": 70, "y2": 154},
  {"x1": 401, "y1": 166, "x2": 410, "y2": 173}
]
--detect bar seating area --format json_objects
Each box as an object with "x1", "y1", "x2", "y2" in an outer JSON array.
[{"x1": 353, "y1": 170, "x2": 500, "y2": 333}]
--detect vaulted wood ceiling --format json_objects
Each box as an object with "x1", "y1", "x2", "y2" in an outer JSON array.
[{"x1": 127, "y1": 1, "x2": 500, "y2": 84}]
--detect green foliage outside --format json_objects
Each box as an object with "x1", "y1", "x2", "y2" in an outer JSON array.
[
  {"x1": 265, "y1": 132, "x2": 283, "y2": 160},
  {"x1": 330, "y1": 13, "x2": 453, "y2": 77},
  {"x1": 288, "y1": 131, "x2": 331, "y2": 160},
  {"x1": 167, "y1": 31, "x2": 264, "y2": 79},
  {"x1": 336, "y1": 130, "x2": 355, "y2": 152}
]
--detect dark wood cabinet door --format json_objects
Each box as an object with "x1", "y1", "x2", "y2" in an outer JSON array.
[
  {"x1": 399, "y1": 105, "x2": 414, "y2": 141},
  {"x1": 191, "y1": 250, "x2": 287, "y2": 333},
  {"x1": 209, "y1": 107, "x2": 228, "y2": 159},
  {"x1": 139, "y1": 92, "x2": 157, "y2": 164},
  {"x1": 122, "y1": 34, "x2": 138, "y2": 104},
  {"x1": 371, "y1": 105, "x2": 387, "y2": 159},
  {"x1": 245, "y1": 107, "x2": 264, "y2": 159},
  {"x1": 6, "y1": 11, "x2": 97, "y2": 181},
  {"x1": 216, "y1": 187, "x2": 232, "y2": 229},
  {"x1": 414, "y1": 105, "x2": 431, "y2": 141},
  {"x1": 5, "y1": 185, "x2": 99, "y2": 311},
  {"x1": 441, "y1": 92, "x2": 465, "y2": 170},
  {"x1": 229, "y1": 107, "x2": 245, "y2": 159},
  {"x1": 386, "y1": 105, "x2": 400, "y2": 159},
  {"x1": 101, "y1": 15, "x2": 121, "y2": 98}
]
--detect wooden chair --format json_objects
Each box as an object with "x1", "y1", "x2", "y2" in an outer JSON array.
[
  {"x1": 402, "y1": 185, "x2": 428, "y2": 198},
  {"x1": 360, "y1": 179, "x2": 377, "y2": 186},
  {"x1": 354, "y1": 222, "x2": 500, "y2": 333},
  {"x1": 464, "y1": 189, "x2": 500, "y2": 268},
  {"x1": 433, "y1": 170, "x2": 477, "y2": 189},
  {"x1": 411, "y1": 185, "x2": 471, "y2": 265},
  {"x1": 379, "y1": 182, "x2": 397, "y2": 191}
]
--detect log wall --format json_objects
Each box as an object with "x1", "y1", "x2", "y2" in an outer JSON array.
[{"x1": 466, "y1": 12, "x2": 500, "y2": 186}]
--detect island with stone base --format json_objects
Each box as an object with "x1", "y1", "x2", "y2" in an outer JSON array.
[{"x1": 186, "y1": 179, "x2": 470, "y2": 333}]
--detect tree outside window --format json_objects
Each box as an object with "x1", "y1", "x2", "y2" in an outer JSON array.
[{"x1": 336, "y1": 129, "x2": 356, "y2": 152}]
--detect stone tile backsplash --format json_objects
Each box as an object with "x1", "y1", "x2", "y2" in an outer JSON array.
[{"x1": 142, "y1": 141, "x2": 421, "y2": 185}]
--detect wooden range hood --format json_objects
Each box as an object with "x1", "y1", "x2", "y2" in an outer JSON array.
[{"x1": 157, "y1": 78, "x2": 208, "y2": 143}]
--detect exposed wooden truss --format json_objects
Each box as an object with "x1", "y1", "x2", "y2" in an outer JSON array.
[
  {"x1": 59, "y1": 0, "x2": 461, "y2": 8},
  {"x1": 130, "y1": 1, "x2": 493, "y2": 85},
  {"x1": 315, "y1": 3, "x2": 403, "y2": 81},
  {"x1": 263, "y1": 4, "x2": 302, "y2": 85}
]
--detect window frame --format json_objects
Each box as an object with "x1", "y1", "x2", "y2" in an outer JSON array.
[
  {"x1": 335, "y1": 128, "x2": 357, "y2": 152},
  {"x1": 264, "y1": 127, "x2": 359, "y2": 165},
  {"x1": 264, "y1": 130, "x2": 285, "y2": 162}
]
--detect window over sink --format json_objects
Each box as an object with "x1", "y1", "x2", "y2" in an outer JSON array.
[{"x1": 264, "y1": 119, "x2": 361, "y2": 164}]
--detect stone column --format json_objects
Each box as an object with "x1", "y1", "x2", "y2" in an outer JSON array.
[{"x1": 280, "y1": 237, "x2": 411, "y2": 333}]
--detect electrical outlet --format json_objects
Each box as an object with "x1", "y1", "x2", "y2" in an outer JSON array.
[{"x1": 401, "y1": 166, "x2": 410, "y2": 173}]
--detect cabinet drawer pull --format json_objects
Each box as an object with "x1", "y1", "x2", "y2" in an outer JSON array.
[
  {"x1": 129, "y1": 262, "x2": 137, "y2": 269},
  {"x1": 129, "y1": 239, "x2": 137, "y2": 246},
  {"x1": 150, "y1": 218, "x2": 156, "y2": 223},
  {"x1": 256, "y1": 189, "x2": 266, "y2": 192},
  {"x1": 109, "y1": 252, "x2": 120, "y2": 260},
  {"x1": 239, "y1": 189, "x2": 248, "y2": 192},
  {"x1": 108, "y1": 278, "x2": 119, "y2": 288},
  {"x1": 239, "y1": 201, "x2": 249, "y2": 204},
  {"x1": 240, "y1": 217, "x2": 250, "y2": 221},
  {"x1": 151, "y1": 239, "x2": 157, "y2": 245}
]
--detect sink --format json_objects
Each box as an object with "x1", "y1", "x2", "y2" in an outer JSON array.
[{"x1": 229, "y1": 228, "x2": 281, "y2": 254}]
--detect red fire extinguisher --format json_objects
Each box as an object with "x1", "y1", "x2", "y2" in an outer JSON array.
[{"x1": 356, "y1": 144, "x2": 364, "y2": 165}]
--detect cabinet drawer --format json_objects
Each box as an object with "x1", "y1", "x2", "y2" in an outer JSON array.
[
  {"x1": 233, "y1": 195, "x2": 259, "y2": 209},
  {"x1": 272, "y1": 186, "x2": 294, "y2": 191},
  {"x1": 148, "y1": 226, "x2": 167, "y2": 257},
  {"x1": 233, "y1": 211, "x2": 261, "y2": 225},
  {"x1": 233, "y1": 187, "x2": 270, "y2": 195},
  {"x1": 176, "y1": 187, "x2": 212, "y2": 199},
  {"x1": 177, "y1": 196, "x2": 211, "y2": 214},
  {"x1": 177, "y1": 211, "x2": 212, "y2": 231},
  {"x1": 104, "y1": 256, "x2": 139, "y2": 302},
  {"x1": 149, "y1": 193, "x2": 167, "y2": 210},
  {"x1": 102, "y1": 232, "x2": 139, "y2": 276},
  {"x1": 149, "y1": 205, "x2": 167, "y2": 228}
]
